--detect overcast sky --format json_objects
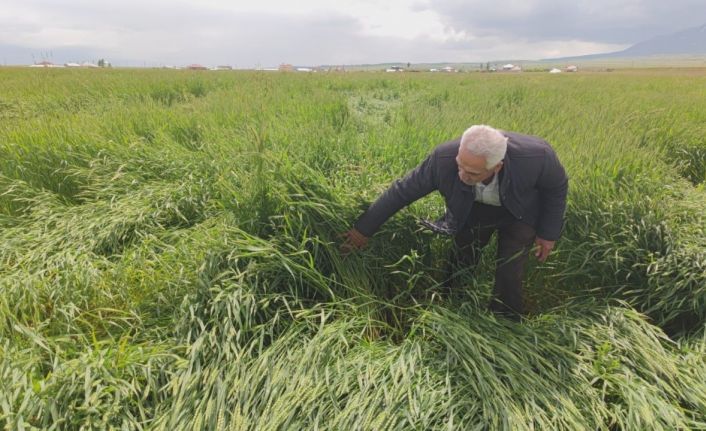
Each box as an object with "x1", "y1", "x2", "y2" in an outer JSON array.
[{"x1": 1, "y1": 0, "x2": 704, "y2": 66}]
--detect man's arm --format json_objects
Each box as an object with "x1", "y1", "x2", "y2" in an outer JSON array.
[
  {"x1": 535, "y1": 148, "x2": 569, "y2": 242},
  {"x1": 353, "y1": 151, "x2": 439, "y2": 238}
]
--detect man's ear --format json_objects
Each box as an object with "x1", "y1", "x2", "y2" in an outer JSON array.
[{"x1": 494, "y1": 161, "x2": 504, "y2": 173}]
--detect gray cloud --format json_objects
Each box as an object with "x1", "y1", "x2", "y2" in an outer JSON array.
[
  {"x1": 1, "y1": 0, "x2": 703, "y2": 66},
  {"x1": 150, "y1": 13, "x2": 469, "y2": 66},
  {"x1": 424, "y1": 0, "x2": 706, "y2": 44},
  {"x1": 1, "y1": 1, "x2": 470, "y2": 66},
  {"x1": 3, "y1": 0, "x2": 233, "y2": 33}
]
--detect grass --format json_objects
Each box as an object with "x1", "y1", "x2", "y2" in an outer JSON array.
[{"x1": 0, "y1": 67, "x2": 704, "y2": 430}]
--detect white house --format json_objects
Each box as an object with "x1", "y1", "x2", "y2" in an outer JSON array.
[{"x1": 29, "y1": 61, "x2": 62, "y2": 68}]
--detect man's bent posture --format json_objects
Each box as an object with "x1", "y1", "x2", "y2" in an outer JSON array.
[{"x1": 341, "y1": 125, "x2": 568, "y2": 319}]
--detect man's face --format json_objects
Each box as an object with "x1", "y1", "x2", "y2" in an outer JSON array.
[{"x1": 456, "y1": 149, "x2": 502, "y2": 185}]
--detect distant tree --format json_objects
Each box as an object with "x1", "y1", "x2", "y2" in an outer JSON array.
[{"x1": 98, "y1": 58, "x2": 105, "y2": 67}]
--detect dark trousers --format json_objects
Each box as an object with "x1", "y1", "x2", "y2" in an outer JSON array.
[{"x1": 448, "y1": 203, "x2": 536, "y2": 316}]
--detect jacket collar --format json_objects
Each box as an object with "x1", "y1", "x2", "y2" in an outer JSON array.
[{"x1": 459, "y1": 178, "x2": 474, "y2": 192}]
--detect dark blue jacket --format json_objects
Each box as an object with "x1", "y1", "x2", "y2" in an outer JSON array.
[{"x1": 354, "y1": 131, "x2": 569, "y2": 241}]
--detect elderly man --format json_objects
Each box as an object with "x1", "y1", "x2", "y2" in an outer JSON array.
[{"x1": 341, "y1": 125, "x2": 568, "y2": 319}]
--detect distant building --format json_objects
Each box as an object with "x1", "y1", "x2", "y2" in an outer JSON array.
[
  {"x1": 186, "y1": 64, "x2": 208, "y2": 70},
  {"x1": 29, "y1": 61, "x2": 61, "y2": 68},
  {"x1": 214, "y1": 65, "x2": 233, "y2": 70},
  {"x1": 279, "y1": 63, "x2": 294, "y2": 71},
  {"x1": 296, "y1": 67, "x2": 313, "y2": 72},
  {"x1": 441, "y1": 66, "x2": 457, "y2": 72},
  {"x1": 386, "y1": 66, "x2": 403, "y2": 72},
  {"x1": 499, "y1": 64, "x2": 522, "y2": 72},
  {"x1": 549, "y1": 68, "x2": 562, "y2": 74},
  {"x1": 65, "y1": 62, "x2": 81, "y2": 67},
  {"x1": 566, "y1": 65, "x2": 578, "y2": 72}
]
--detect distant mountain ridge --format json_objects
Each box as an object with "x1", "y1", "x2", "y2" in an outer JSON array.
[
  {"x1": 545, "y1": 23, "x2": 706, "y2": 61},
  {"x1": 623, "y1": 23, "x2": 706, "y2": 56}
]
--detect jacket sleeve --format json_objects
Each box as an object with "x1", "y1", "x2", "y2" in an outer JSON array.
[
  {"x1": 354, "y1": 151, "x2": 439, "y2": 237},
  {"x1": 536, "y1": 148, "x2": 568, "y2": 241}
]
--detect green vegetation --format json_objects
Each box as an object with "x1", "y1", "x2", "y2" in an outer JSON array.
[{"x1": 1, "y1": 68, "x2": 704, "y2": 430}]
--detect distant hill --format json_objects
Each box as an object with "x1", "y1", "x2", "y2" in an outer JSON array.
[
  {"x1": 622, "y1": 23, "x2": 706, "y2": 56},
  {"x1": 546, "y1": 23, "x2": 706, "y2": 61}
]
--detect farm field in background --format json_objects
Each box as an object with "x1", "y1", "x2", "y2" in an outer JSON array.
[{"x1": 1, "y1": 68, "x2": 705, "y2": 430}]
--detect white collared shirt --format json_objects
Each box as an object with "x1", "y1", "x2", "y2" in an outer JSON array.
[{"x1": 474, "y1": 173, "x2": 502, "y2": 206}]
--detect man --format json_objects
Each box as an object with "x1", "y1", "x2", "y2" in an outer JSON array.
[{"x1": 340, "y1": 125, "x2": 568, "y2": 319}]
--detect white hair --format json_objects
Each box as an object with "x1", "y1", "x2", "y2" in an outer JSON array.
[{"x1": 460, "y1": 125, "x2": 508, "y2": 169}]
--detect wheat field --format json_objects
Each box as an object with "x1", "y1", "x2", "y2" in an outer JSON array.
[{"x1": 1, "y1": 68, "x2": 704, "y2": 430}]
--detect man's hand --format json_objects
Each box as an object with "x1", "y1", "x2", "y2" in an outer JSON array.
[
  {"x1": 339, "y1": 228, "x2": 369, "y2": 255},
  {"x1": 534, "y1": 237, "x2": 555, "y2": 262}
]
